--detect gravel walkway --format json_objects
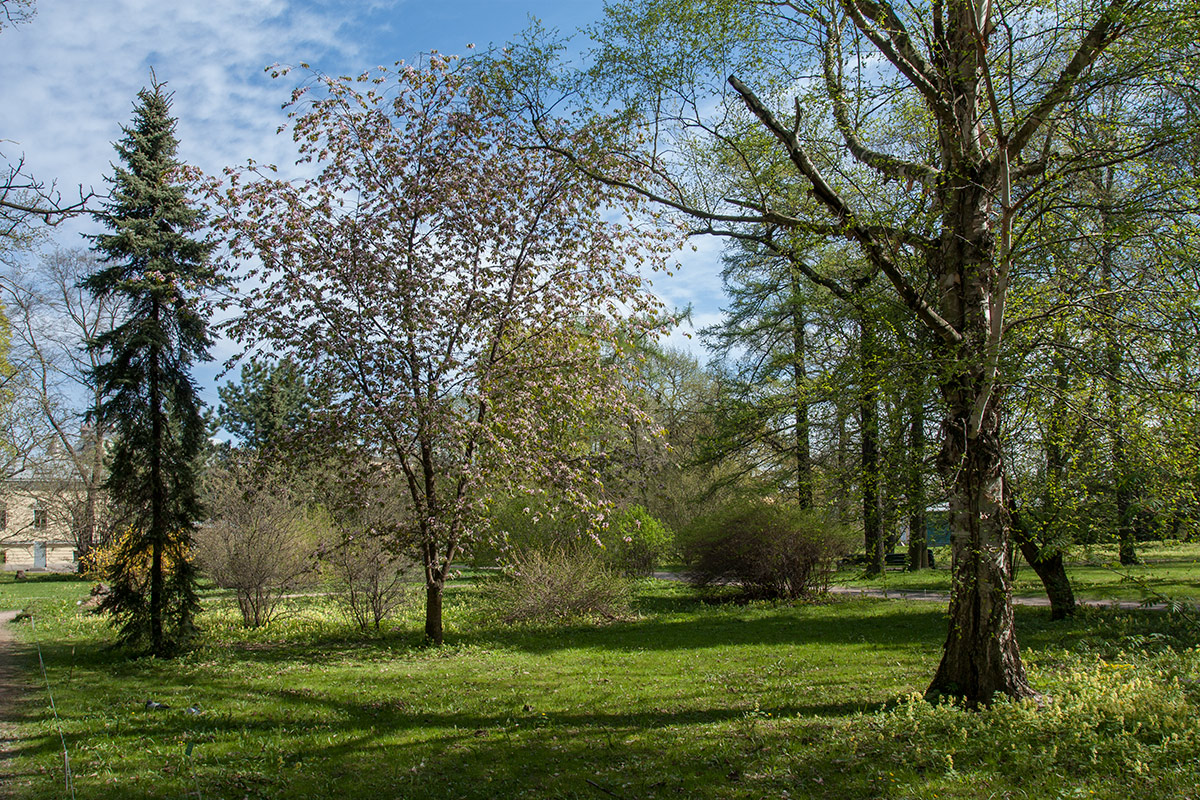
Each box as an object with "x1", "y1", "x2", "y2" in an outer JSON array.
[{"x1": 825, "y1": 585, "x2": 1174, "y2": 610}]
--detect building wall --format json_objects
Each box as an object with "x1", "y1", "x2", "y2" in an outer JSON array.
[
  {"x1": 0, "y1": 481, "x2": 81, "y2": 573},
  {"x1": 0, "y1": 543, "x2": 78, "y2": 571}
]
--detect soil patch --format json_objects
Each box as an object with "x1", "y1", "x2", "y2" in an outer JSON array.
[{"x1": 0, "y1": 609, "x2": 32, "y2": 798}]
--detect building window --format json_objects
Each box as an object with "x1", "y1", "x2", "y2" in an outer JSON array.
[
  {"x1": 0, "y1": 504, "x2": 6, "y2": 530},
  {"x1": 33, "y1": 507, "x2": 48, "y2": 529}
]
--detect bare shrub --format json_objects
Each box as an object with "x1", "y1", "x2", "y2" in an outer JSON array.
[
  {"x1": 681, "y1": 499, "x2": 853, "y2": 599},
  {"x1": 322, "y1": 531, "x2": 415, "y2": 631},
  {"x1": 489, "y1": 547, "x2": 631, "y2": 624},
  {"x1": 197, "y1": 469, "x2": 318, "y2": 628},
  {"x1": 318, "y1": 470, "x2": 417, "y2": 632}
]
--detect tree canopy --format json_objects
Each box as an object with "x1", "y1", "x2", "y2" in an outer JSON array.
[
  {"x1": 211, "y1": 56, "x2": 675, "y2": 644},
  {"x1": 497, "y1": 0, "x2": 1200, "y2": 703}
]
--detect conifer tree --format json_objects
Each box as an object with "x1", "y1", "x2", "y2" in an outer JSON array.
[
  {"x1": 86, "y1": 79, "x2": 214, "y2": 657},
  {"x1": 700, "y1": 244, "x2": 819, "y2": 510}
]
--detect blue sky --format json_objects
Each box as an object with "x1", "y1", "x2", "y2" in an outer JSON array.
[{"x1": 0, "y1": 0, "x2": 727, "y2": 404}]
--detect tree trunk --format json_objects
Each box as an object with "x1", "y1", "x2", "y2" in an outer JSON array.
[
  {"x1": 860, "y1": 316, "x2": 883, "y2": 574},
  {"x1": 834, "y1": 404, "x2": 852, "y2": 523},
  {"x1": 149, "y1": 318, "x2": 165, "y2": 657},
  {"x1": 906, "y1": 391, "x2": 929, "y2": 571},
  {"x1": 82, "y1": 488, "x2": 97, "y2": 557},
  {"x1": 1098, "y1": 173, "x2": 1138, "y2": 567},
  {"x1": 926, "y1": 141, "x2": 1033, "y2": 701},
  {"x1": 926, "y1": 393, "x2": 1033, "y2": 706},
  {"x1": 1114, "y1": 436, "x2": 1138, "y2": 565},
  {"x1": 1010, "y1": 503, "x2": 1076, "y2": 620},
  {"x1": 790, "y1": 268, "x2": 813, "y2": 509},
  {"x1": 425, "y1": 580, "x2": 444, "y2": 645}
]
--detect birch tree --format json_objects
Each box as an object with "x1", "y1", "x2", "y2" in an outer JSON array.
[{"x1": 502, "y1": 0, "x2": 1195, "y2": 703}]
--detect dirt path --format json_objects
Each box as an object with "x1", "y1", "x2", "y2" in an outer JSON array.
[{"x1": 0, "y1": 609, "x2": 29, "y2": 798}]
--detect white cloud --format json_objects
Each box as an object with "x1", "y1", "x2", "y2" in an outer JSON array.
[
  {"x1": 2, "y1": 0, "x2": 738, "y2": 403},
  {"x1": 648, "y1": 231, "x2": 727, "y2": 312},
  {"x1": 1, "y1": 1, "x2": 383, "y2": 403},
  {"x1": 659, "y1": 310, "x2": 725, "y2": 365},
  {"x1": 0, "y1": 0, "x2": 368, "y2": 225}
]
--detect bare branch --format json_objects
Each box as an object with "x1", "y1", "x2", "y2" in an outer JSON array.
[
  {"x1": 838, "y1": 0, "x2": 951, "y2": 118},
  {"x1": 821, "y1": 26, "x2": 940, "y2": 186},
  {"x1": 1005, "y1": 0, "x2": 1136, "y2": 159},
  {"x1": 1, "y1": 154, "x2": 95, "y2": 235},
  {"x1": 728, "y1": 74, "x2": 962, "y2": 344}
]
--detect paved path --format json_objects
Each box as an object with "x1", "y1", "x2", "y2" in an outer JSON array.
[
  {"x1": 0, "y1": 609, "x2": 28, "y2": 799},
  {"x1": 825, "y1": 585, "x2": 1175, "y2": 611},
  {"x1": 652, "y1": 571, "x2": 1178, "y2": 611}
]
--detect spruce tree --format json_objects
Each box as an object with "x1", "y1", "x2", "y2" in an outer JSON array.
[{"x1": 86, "y1": 79, "x2": 213, "y2": 657}]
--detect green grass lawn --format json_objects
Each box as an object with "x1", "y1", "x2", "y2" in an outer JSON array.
[
  {"x1": 0, "y1": 572, "x2": 96, "y2": 610},
  {"x1": 3, "y1": 571, "x2": 1199, "y2": 799},
  {"x1": 835, "y1": 541, "x2": 1200, "y2": 603}
]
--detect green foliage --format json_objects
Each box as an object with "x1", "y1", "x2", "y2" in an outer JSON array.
[
  {"x1": 84, "y1": 79, "x2": 214, "y2": 657},
  {"x1": 485, "y1": 547, "x2": 631, "y2": 624},
  {"x1": 217, "y1": 357, "x2": 317, "y2": 463},
  {"x1": 699, "y1": 244, "x2": 827, "y2": 508},
  {"x1": 483, "y1": 497, "x2": 672, "y2": 579},
  {"x1": 603, "y1": 504, "x2": 673, "y2": 577},
  {"x1": 518, "y1": 0, "x2": 1200, "y2": 701},
  {"x1": 590, "y1": 342, "x2": 738, "y2": 538},
  {"x1": 484, "y1": 493, "x2": 578, "y2": 559},
  {"x1": 868, "y1": 647, "x2": 1200, "y2": 792},
  {"x1": 682, "y1": 498, "x2": 854, "y2": 598},
  {"x1": 88, "y1": 525, "x2": 201, "y2": 656}
]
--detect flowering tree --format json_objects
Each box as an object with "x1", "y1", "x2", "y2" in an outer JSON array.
[{"x1": 212, "y1": 56, "x2": 670, "y2": 644}]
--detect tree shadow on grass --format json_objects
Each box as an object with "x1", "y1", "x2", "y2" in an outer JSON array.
[
  {"x1": 33, "y1": 596, "x2": 947, "y2": 671},
  {"x1": 12, "y1": 673, "x2": 905, "y2": 800},
  {"x1": 465, "y1": 599, "x2": 948, "y2": 656},
  {"x1": 38, "y1": 598, "x2": 1147, "y2": 679},
  {"x1": 10, "y1": 670, "x2": 896, "y2": 798},
  {"x1": 16, "y1": 594, "x2": 1196, "y2": 798}
]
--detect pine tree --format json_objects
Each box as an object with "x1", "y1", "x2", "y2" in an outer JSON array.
[{"x1": 86, "y1": 79, "x2": 214, "y2": 657}]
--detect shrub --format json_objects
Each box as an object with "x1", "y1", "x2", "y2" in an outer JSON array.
[
  {"x1": 680, "y1": 499, "x2": 853, "y2": 599},
  {"x1": 479, "y1": 493, "x2": 597, "y2": 566},
  {"x1": 80, "y1": 525, "x2": 198, "y2": 650},
  {"x1": 321, "y1": 530, "x2": 416, "y2": 632},
  {"x1": 196, "y1": 471, "x2": 319, "y2": 628},
  {"x1": 81, "y1": 526, "x2": 185, "y2": 582},
  {"x1": 487, "y1": 547, "x2": 631, "y2": 624},
  {"x1": 603, "y1": 505, "x2": 674, "y2": 577}
]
